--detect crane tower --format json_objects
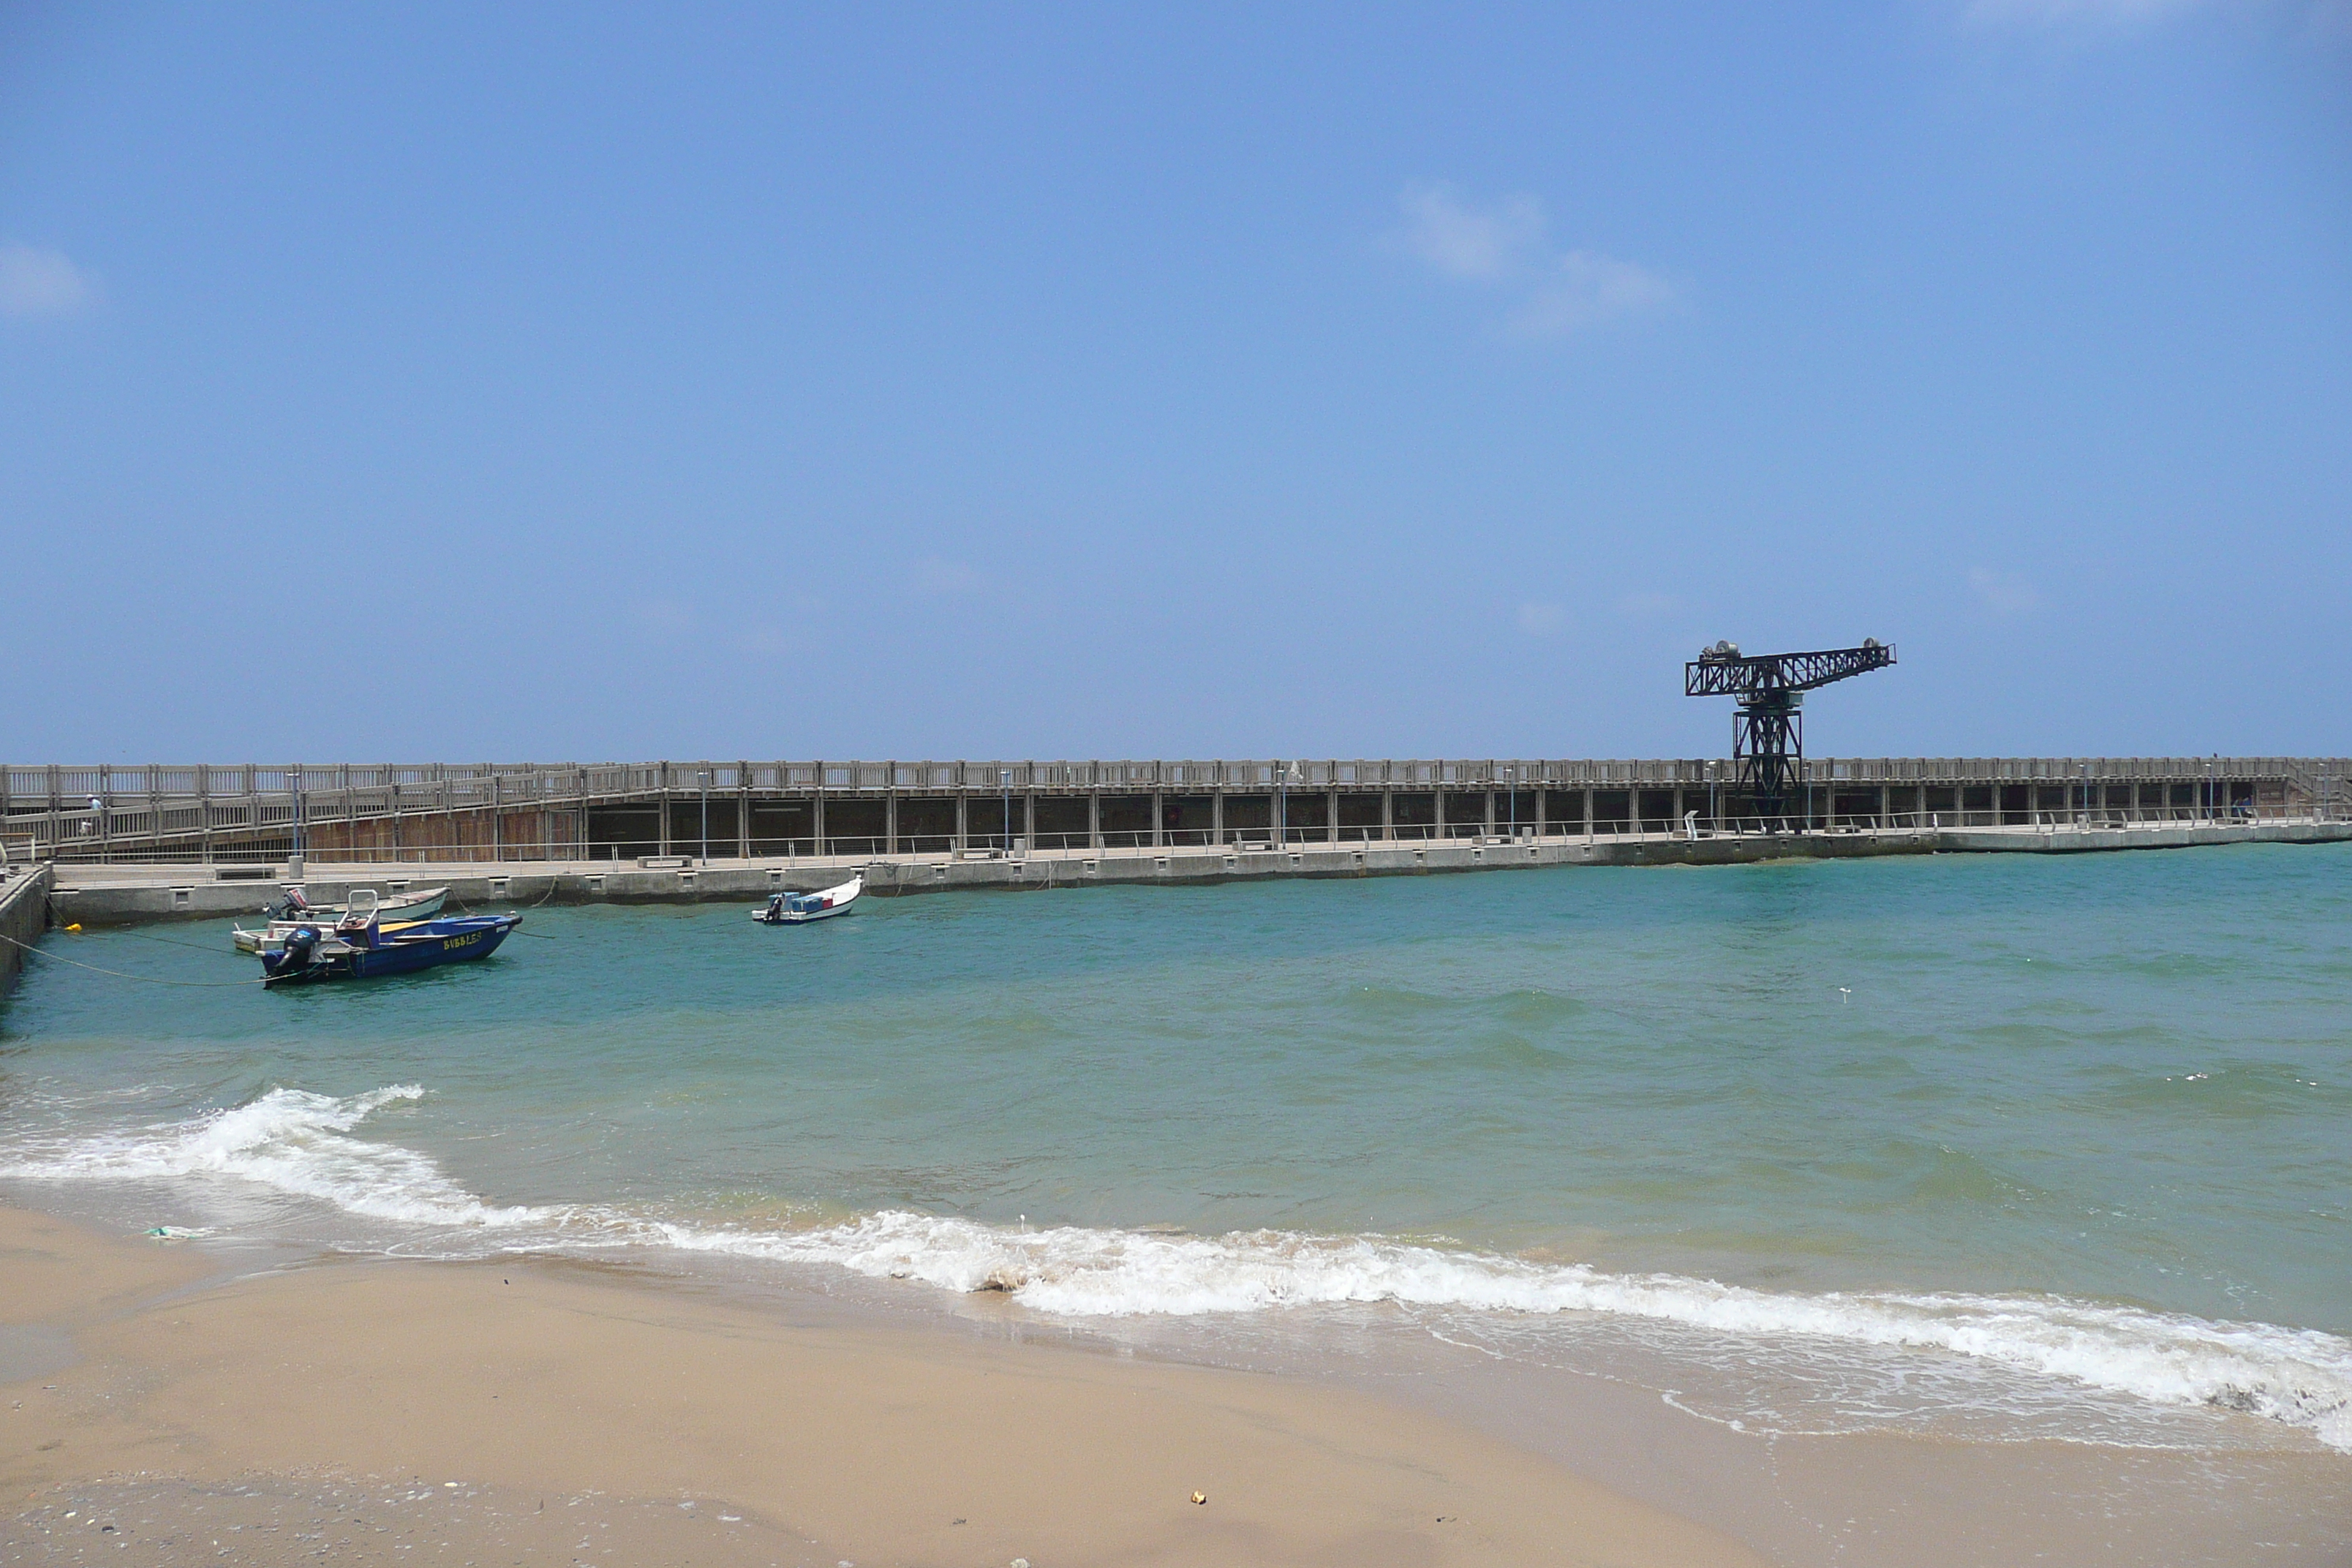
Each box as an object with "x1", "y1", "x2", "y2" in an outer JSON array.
[{"x1": 1684, "y1": 640, "x2": 1896, "y2": 830}]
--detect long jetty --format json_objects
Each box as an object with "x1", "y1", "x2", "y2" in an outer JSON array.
[
  {"x1": 9, "y1": 755, "x2": 2345, "y2": 867},
  {"x1": 4, "y1": 755, "x2": 2347, "y2": 935}
]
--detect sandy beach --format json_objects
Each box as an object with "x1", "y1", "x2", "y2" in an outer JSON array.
[
  {"x1": 12, "y1": 0, "x2": 2352, "y2": 1557},
  {"x1": 1, "y1": 1202, "x2": 1762, "y2": 1567},
  {"x1": 10, "y1": 872, "x2": 2352, "y2": 1567}
]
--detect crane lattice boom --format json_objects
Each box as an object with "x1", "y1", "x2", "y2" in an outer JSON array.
[
  {"x1": 1683, "y1": 639, "x2": 1896, "y2": 831},
  {"x1": 1683, "y1": 641, "x2": 1896, "y2": 698}
]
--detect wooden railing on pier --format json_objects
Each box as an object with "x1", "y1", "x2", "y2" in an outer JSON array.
[{"x1": 5, "y1": 755, "x2": 2345, "y2": 864}]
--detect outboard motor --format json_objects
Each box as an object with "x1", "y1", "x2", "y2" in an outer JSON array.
[
  {"x1": 264, "y1": 923, "x2": 323, "y2": 982},
  {"x1": 764, "y1": 892, "x2": 784, "y2": 923}
]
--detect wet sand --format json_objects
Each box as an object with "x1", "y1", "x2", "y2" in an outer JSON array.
[
  {"x1": 0, "y1": 1202, "x2": 1757, "y2": 1567},
  {"x1": 7, "y1": 1199, "x2": 2348, "y2": 1566}
]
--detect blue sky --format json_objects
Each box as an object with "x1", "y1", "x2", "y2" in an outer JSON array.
[{"x1": 3, "y1": 2, "x2": 2347, "y2": 763}]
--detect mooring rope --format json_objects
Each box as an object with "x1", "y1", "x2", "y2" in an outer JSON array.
[
  {"x1": 4, "y1": 868, "x2": 556, "y2": 984},
  {"x1": 105, "y1": 925, "x2": 246, "y2": 955},
  {"x1": 0, "y1": 927, "x2": 274, "y2": 987},
  {"x1": 448, "y1": 872, "x2": 562, "y2": 919}
]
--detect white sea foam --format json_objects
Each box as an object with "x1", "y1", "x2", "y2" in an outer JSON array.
[
  {"x1": 0, "y1": 1085, "x2": 558, "y2": 1229},
  {"x1": 659, "y1": 1210, "x2": 2352, "y2": 1450},
  {"x1": 7, "y1": 1085, "x2": 2348, "y2": 1452}
]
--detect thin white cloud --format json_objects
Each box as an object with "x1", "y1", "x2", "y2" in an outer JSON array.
[
  {"x1": 1961, "y1": 0, "x2": 2352, "y2": 48},
  {"x1": 914, "y1": 557, "x2": 985, "y2": 598},
  {"x1": 1968, "y1": 567, "x2": 2043, "y2": 614},
  {"x1": 1398, "y1": 186, "x2": 1673, "y2": 338},
  {"x1": 2307, "y1": 1, "x2": 2352, "y2": 42},
  {"x1": 1619, "y1": 591, "x2": 1679, "y2": 618},
  {"x1": 735, "y1": 592, "x2": 827, "y2": 656},
  {"x1": 1512, "y1": 251, "x2": 1677, "y2": 338},
  {"x1": 1517, "y1": 601, "x2": 1565, "y2": 636},
  {"x1": 0, "y1": 244, "x2": 97, "y2": 318},
  {"x1": 1960, "y1": 0, "x2": 2203, "y2": 28},
  {"x1": 632, "y1": 597, "x2": 697, "y2": 638},
  {"x1": 736, "y1": 626, "x2": 791, "y2": 656},
  {"x1": 1399, "y1": 184, "x2": 1545, "y2": 280}
]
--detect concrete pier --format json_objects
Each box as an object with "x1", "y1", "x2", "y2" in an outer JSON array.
[
  {"x1": 11, "y1": 754, "x2": 2346, "y2": 932},
  {"x1": 39, "y1": 816, "x2": 2352, "y2": 927},
  {"x1": 7, "y1": 755, "x2": 2345, "y2": 869},
  {"x1": 0, "y1": 862, "x2": 53, "y2": 995}
]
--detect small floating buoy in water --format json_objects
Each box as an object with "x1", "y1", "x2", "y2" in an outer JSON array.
[{"x1": 1191, "y1": 1491, "x2": 1207, "y2": 1505}]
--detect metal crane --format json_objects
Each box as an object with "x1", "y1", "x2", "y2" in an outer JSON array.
[{"x1": 1684, "y1": 640, "x2": 1896, "y2": 830}]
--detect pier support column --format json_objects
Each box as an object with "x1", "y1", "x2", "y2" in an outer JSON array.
[
  {"x1": 658, "y1": 796, "x2": 671, "y2": 859},
  {"x1": 1212, "y1": 790, "x2": 1224, "y2": 847},
  {"x1": 1583, "y1": 788, "x2": 1594, "y2": 839},
  {"x1": 813, "y1": 793, "x2": 826, "y2": 857},
  {"x1": 1089, "y1": 791, "x2": 1101, "y2": 850},
  {"x1": 1022, "y1": 792, "x2": 1035, "y2": 853},
  {"x1": 954, "y1": 794, "x2": 967, "y2": 854},
  {"x1": 1484, "y1": 790, "x2": 1496, "y2": 838},
  {"x1": 886, "y1": 792, "x2": 898, "y2": 856},
  {"x1": 1327, "y1": 788, "x2": 1339, "y2": 843},
  {"x1": 1151, "y1": 790, "x2": 1164, "y2": 848},
  {"x1": 1534, "y1": 786, "x2": 1547, "y2": 838},
  {"x1": 1380, "y1": 790, "x2": 1393, "y2": 840}
]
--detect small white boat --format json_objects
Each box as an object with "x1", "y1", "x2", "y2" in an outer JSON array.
[
  {"x1": 751, "y1": 874, "x2": 862, "y2": 925},
  {"x1": 233, "y1": 886, "x2": 449, "y2": 951}
]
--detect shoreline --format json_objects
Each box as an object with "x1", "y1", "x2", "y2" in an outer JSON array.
[
  {"x1": 6, "y1": 1198, "x2": 2348, "y2": 1567},
  {"x1": 36, "y1": 818, "x2": 2352, "y2": 930},
  {"x1": 1, "y1": 1199, "x2": 1760, "y2": 1567},
  {"x1": 10, "y1": 844, "x2": 2352, "y2": 1567}
]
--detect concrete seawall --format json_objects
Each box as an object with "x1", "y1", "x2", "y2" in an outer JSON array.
[
  {"x1": 37, "y1": 818, "x2": 2352, "y2": 928},
  {"x1": 0, "y1": 863, "x2": 54, "y2": 994},
  {"x1": 17, "y1": 754, "x2": 2345, "y2": 869}
]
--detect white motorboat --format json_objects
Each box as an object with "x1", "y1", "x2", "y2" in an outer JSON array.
[
  {"x1": 750, "y1": 874, "x2": 862, "y2": 925},
  {"x1": 233, "y1": 886, "x2": 449, "y2": 951}
]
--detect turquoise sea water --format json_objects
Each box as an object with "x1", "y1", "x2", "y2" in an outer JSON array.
[{"x1": 4, "y1": 844, "x2": 2349, "y2": 1451}]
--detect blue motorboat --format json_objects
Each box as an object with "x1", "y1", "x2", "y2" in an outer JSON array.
[{"x1": 261, "y1": 912, "x2": 520, "y2": 987}]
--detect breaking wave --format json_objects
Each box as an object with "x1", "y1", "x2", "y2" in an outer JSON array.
[
  {"x1": 0, "y1": 1085, "x2": 559, "y2": 1230},
  {"x1": 6, "y1": 1085, "x2": 2348, "y2": 1452}
]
